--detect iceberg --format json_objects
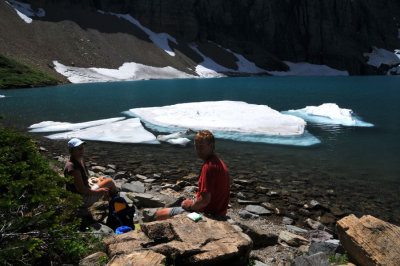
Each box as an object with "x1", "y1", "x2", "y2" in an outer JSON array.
[
  {"x1": 29, "y1": 118, "x2": 159, "y2": 144},
  {"x1": 0, "y1": 95, "x2": 5, "y2": 98},
  {"x1": 283, "y1": 103, "x2": 374, "y2": 127},
  {"x1": 126, "y1": 101, "x2": 306, "y2": 136},
  {"x1": 125, "y1": 101, "x2": 320, "y2": 146}
]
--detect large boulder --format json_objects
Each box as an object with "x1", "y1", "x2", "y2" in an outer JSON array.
[
  {"x1": 103, "y1": 214, "x2": 252, "y2": 265},
  {"x1": 336, "y1": 214, "x2": 400, "y2": 266}
]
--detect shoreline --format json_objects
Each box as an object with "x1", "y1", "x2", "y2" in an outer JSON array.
[{"x1": 32, "y1": 134, "x2": 400, "y2": 230}]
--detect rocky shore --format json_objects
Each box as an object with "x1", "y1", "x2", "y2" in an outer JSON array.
[{"x1": 33, "y1": 136, "x2": 400, "y2": 265}]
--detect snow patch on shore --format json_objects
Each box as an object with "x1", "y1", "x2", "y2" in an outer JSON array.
[
  {"x1": 7, "y1": 0, "x2": 45, "y2": 24},
  {"x1": 53, "y1": 61, "x2": 194, "y2": 83},
  {"x1": 267, "y1": 61, "x2": 349, "y2": 76},
  {"x1": 364, "y1": 47, "x2": 400, "y2": 68},
  {"x1": 283, "y1": 103, "x2": 374, "y2": 127},
  {"x1": 189, "y1": 43, "x2": 266, "y2": 77},
  {"x1": 29, "y1": 118, "x2": 159, "y2": 144},
  {"x1": 98, "y1": 10, "x2": 177, "y2": 56}
]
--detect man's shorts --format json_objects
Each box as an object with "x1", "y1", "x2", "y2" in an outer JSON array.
[{"x1": 169, "y1": 206, "x2": 187, "y2": 217}]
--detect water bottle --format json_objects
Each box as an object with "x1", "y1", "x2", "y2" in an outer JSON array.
[{"x1": 133, "y1": 214, "x2": 139, "y2": 230}]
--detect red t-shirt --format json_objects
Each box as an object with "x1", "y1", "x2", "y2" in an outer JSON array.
[{"x1": 197, "y1": 154, "x2": 230, "y2": 216}]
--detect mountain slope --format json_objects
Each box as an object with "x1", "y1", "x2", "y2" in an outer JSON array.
[{"x1": 0, "y1": 0, "x2": 399, "y2": 84}]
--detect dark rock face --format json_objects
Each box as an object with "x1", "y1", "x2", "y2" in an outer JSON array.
[{"x1": 7, "y1": 0, "x2": 400, "y2": 75}]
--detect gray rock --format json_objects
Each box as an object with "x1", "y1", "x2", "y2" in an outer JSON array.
[
  {"x1": 305, "y1": 218, "x2": 325, "y2": 230},
  {"x1": 104, "y1": 168, "x2": 116, "y2": 174},
  {"x1": 107, "y1": 164, "x2": 116, "y2": 169},
  {"x1": 237, "y1": 192, "x2": 246, "y2": 199},
  {"x1": 286, "y1": 225, "x2": 308, "y2": 234},
  {"x1": 161, "y1": 183, "x2": 180, "y2": 191},
  {"x1": 267, "y1": 191, "x2": 279, "y2": 197},
  {"x1": 142, "y1": 208, "x2": 159, "y2": 222},
  {"x1": 291, "y1": 252, "x2": 330, "y2": 266},
  {"x1": 309, "y1": 241, "x2": 341, "y2": 255},
  {"x1": 136, "y1": 174, "x2": 148, "y2": 180},
  {"x1": 238, "y1": 199, "x2": 260, "y2": 205},
  {"x1": 282, "y1": 217, "x2": 294, "y2": 225},
  {"x1": 91, "y1": 222, "x2": 114, "y2": 238},
  {"x1": 122, "y1": 181, "x2": 146, "y2": 193},
  {"x1": 79, "y1": 251, "x2": 108, "y2": 266},
  {"x1": 143, "y1": 179, "x2": 156, "y2": 183},
  {"x1": 119, "y1": 192, "x2": 134, "y2": 204},
  {"x1": 153, "y1": 173, "x2": 162, "y2": 179},
  {"x1": 91, "y1": 165, "x2": 106, "y2": 173},
  {"x1": 245, "y1": 205, "x2": 271, "y2": 215},
  {"x1": 239, "y1": 223, "x2": 278, "y2": 247},
  {"x1": 304, "y1": 230, "x2": 333, "y2": 242},
  {"x1": 113, "y1": 171, "x2": 128, "y2": 180},
  {"x1": 239, "y1": 210, "x2": 259, "y2": 219},
  {"x1": 183, "y1": 186, "x2": 197, "y2": 194},
  {"x1": 131, "y1": 193, "x2": 165, "y2": 208}
]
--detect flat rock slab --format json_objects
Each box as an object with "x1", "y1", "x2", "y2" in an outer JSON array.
[
  {"x1": 122, "y1": 181, "x2": 146, "y2": 193},
  {"x1": 245, "y1": 205, "x2": 272, "y2": 215},
  {"x1": 336, "y1": 214, "x2": 400, "y2": 266},
  {"x1": 104, "y1": 214, "x2": 252, "y2": 265},
  {"x1": 108, "y1": 250, "x2": 166, "y2": 266},
  {"x1": 279, "y1": 230, "x2": 309, "y2": 247}
]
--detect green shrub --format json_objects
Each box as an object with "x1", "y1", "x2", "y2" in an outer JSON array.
[
  {"x1": 0, "y1": 125, "x2": 98, "y2": 264},
  {"x1": 0, "y1": 54, "x2": 59, "y2": 89}
]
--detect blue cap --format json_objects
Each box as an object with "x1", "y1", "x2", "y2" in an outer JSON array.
[{"x1": 68, "y1": 138, "x2": 85, "y2": 149}]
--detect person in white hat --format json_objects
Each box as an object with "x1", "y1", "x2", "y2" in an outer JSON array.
[{"x1": 64, "y1": 138, "x2": 117, "y2": 206}]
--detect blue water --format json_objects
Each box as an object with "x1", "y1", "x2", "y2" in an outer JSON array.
[{"x1": 1, "y1": 76, "x2": 400, "y2": 221}]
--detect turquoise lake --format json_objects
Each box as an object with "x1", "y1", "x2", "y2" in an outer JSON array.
[{"x1": 1, "y1": 76, "x2": 399, "y2": 223}]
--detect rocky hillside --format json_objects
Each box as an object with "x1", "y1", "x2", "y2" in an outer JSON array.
[{"x1": 0, "y1": 0, "x2": 399, "y2": 82}]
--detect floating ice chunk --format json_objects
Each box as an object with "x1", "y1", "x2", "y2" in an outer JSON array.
[
  {"x1": 45, "y1": 118, "x2": 159, "y2": 144},
  {"x1": 0, "y1": 95, "x2": 5, "y2": 98},
  {"x1": 364, "y1": 47, "x2": 400, "y2": 68},
  {"x1": 166, "y1": 138, "x2": 191, "y2": 146},
  {"x1": 29, "y1": 117, "x2": 125, "y2": 132},
  {"x1": 53, "y1": 61, "x2": 194, "y2": 83},
  {"x1": 98, "y1": 11, "x2": 177, "y2": 56},
  {"x1": 126, "y1": 101, "x2": 307, "y2": 136},
  {"x1": 267, "y1": 61, "x2": 349, "y2": 76},
  {"x1": 156, "y1": 129, "x2": 195, "y2": 146},
  {"x1": 7, "y1": 0, "x2": 45, "y2": 24},
  {"x1": 283, "y1": 103, "x2": 374, "y2": 127}
]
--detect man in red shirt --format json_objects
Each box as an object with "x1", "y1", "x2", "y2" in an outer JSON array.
[{"x1": 156, "y1": 130, "x2": 230, "y2": 220}]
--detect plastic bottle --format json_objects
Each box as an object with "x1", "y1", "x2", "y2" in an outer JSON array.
[{"x1": 133, "y1": 214, "x2": 139, "y2": 230}]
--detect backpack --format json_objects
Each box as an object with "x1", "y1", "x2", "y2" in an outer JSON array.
[{"x1": 106, "y1": 196, "x2": 135, "y2": 231}]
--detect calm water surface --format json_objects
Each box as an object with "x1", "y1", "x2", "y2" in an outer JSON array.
[{"x1": 1, "y1": 76, "x2": 399, "y2": 223}]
